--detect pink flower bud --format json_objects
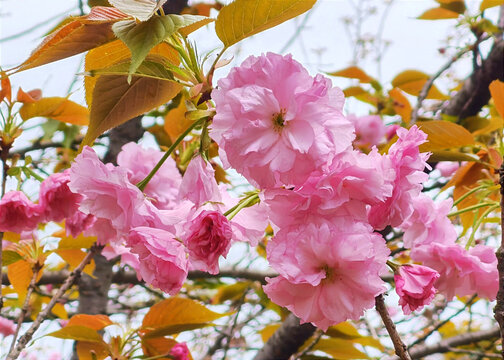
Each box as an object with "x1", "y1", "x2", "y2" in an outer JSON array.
[{"x1": 394, "y1": 264, "x2": 439, "y2": 315}]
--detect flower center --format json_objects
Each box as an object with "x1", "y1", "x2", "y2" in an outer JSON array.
[{"x1": 272, "y1": 110, "x2": 286, "y2": 132}]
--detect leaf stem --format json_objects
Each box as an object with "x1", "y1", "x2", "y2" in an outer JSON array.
[
  {"x1": 448, "y1": 202, "x2": 498, "y2": 217},
  {"x1": 137, "y1": 118, "x2": 205, "y2": 191}
]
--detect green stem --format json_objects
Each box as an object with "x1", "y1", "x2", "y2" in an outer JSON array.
[
  {"x1": 224, "y1": 193, "x2": 259, "y2": 221},
  {"x1": 136, "y1": 118, "x2": 205, "y2": 191},
  {"x1": 448, "y1": 202, "x2": 498, "y2": 217},
  {"x1": 465, "y1": 204, "x2": 500, "y2": 249},
  {"x1": 452, "y1": 185, "x2": 486, "y2": 207}
]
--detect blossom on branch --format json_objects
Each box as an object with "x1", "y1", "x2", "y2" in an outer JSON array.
[{"x1": 394, "y1": 264, "x2": 439, "y2": 315}]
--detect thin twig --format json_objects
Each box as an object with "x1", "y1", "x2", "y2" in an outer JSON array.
[
  {"x1": 6, "y1": 245, "x2": 100, "y2": 360},
  {"x1": 446, "y1": 347, "x2": 501, "y2": 358},
  {"x1": 375, "y1": 294, "x2": 411, "y2": 360}
]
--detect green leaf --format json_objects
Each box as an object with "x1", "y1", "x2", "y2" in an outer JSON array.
[
  {"x1": 82, "y1": 74, "x2": 182, "y2": 146},
  {"x1": 141, "y1": 297, "x2": 228, "y2": 338},
  {"x1": 47, "y1": 326, "x2": 103, "y2": 342},
  {"x1": 112, "y1": 14, "x2": 207, "y2": 77},
  {"x1": 215, "y1": 0, "x2": 316, "y2": 47},
  {"x1": 2, "y1": 251, "x2": 22, "y2": 266},
  {"x1": 88, "y1": 59, "x2": 176, "y2": 81}
]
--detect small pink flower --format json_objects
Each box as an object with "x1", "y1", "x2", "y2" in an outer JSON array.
[
  {"x1": 179, "y1": 155, "x2": 221, "y2": 207},
  {"x1": 127, "y1": 227, "x2": 188, "y2": 295},
  {"x1": 0, "y1": 191, "x2": 42, "y2": 233},
  {"x1": 385, "y1": 124, "x2": 400, "y2": 141},
  {"x1": 394, "y1": 264, "x2": 439, "y2": 315},
  {"x1": 117, "y1": 142, "x2": 182, "y2": 210},
  {"x1": 347, "y1": 114, "x2": 386, "y2": 147},
  {"x1": 0, "y1": 316, "x2": 15, "y2": 337},
  {"x1": 211, "y1": 52, "x2": 354, "y2": 188},
  {"x1": 65, "y1": 211, "x2": 96, "y2": 238},
  {"x1": 38, "y1": 170, "x2": 82, "y2": 222},
  {"x1": 264, "y1": 221, "x2": 389, "y2": 330},
  {"x1": 169, "y1": 342, "x2": 190, "y2": 360},
  {"x1": 411, "y1": 242, "x2": 498, "y2": 300},
  {"x1": 184, "y1": 210, "x2": 232, "y2": 274},
  {"x1": 436, "y1": 161, "x2": 460, "y2": 178}
]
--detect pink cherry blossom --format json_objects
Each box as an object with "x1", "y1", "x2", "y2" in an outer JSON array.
[
  {"x1": 102, "y1": 243, "x2": 140, "y2": 270},
  {"x1": 411, "y1": 242, "x2": 498, "y2": 300},
  {"x1": 183, "y1": 210, "x2": 232, "y2": 274},
  {"x1": 117, "y1": 142, "x2": 182, "y2": 210},
  {"x1": 0, "y1": 316, "x2": 15, "y2": 337},
  {"x1": 436, "y1": 161, "x2": 460, "y2": 178},
  {"x1": 347, "y1": 114, "x2": 386, "y2": 147},
  {"x1": 394, "y1": 264, "x2": 439, "y2": 315},
  {"x1": 169, "y1": 342, "x2": 190, "y2": 360},
  {"x1": 69, "y1": 147, "x2": 164, "y2": 241},
  {"x1": 211, "y1": 52, "x2": 354, "y2": 188},
  {"x1": 127, "y1": 227, "x2": 188, "y2": 295},
  {"x1": 400, "y1": 194, "x2": 456, "y2": 249},
  {"x1": 264, "y1": 221, "x2": 389, "y2": 330},
  {"x1": 179, "y1": 155, "x2": 221, "y2": 207},
  {"x1": 38, "y1": 170, "x2": 82, "y2": 222},
  {"x1": 65, "y1": 211, "x2": 96, "y2": 238},
  {"x1": 0, "y1": 191, "x2": 42, "y2": 233},
  {"x1": 368, "y1": 125, "x2": 430, "y2": 230},
  {"x1": 385, "y1": 124, "x2": 400, "y2": 141}
]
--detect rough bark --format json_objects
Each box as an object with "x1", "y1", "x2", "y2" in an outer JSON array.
[
  {"x1": 494, "y1": 161, "x2": 504, "y2": 354},
  {"x1": 253, "y1": 314, "x2": 316, "y2": 360}
]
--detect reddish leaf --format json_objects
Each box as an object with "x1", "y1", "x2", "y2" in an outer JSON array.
[{"x1": 16, "y1": 88, "x2": 42, "y2": 104}]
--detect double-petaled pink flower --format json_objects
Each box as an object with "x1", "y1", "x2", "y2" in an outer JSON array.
[{"x1": 394, "y1": 264, "x2": 439, "y2": 315}]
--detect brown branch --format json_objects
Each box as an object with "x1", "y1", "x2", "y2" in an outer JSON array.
[
  {"x1": 494, "y1": 160, "x2": 504, "y2": 356},
  {"x1": 6, "y1": 246, "x2": 99, "y2": 360},
  {"x1": 375, "y1": 294, "x2": 411, "y2": 360},
  {"x1": 253, "y1": 314, "x2": 316, "y2": 360}
]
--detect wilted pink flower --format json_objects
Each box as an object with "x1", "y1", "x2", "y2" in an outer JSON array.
[
  {"x1": 0, "y1": 191, "x2": 42, "y2": 233},
  {"x1": 39, "y1": 170, "x2": 82, "y2": 222},
  {"x1": 179, "y1": 155, "x2": 221, "y2": 207},
  {"x1": 347, "y1": 114, "x2": 386, "y2": 147},
  {"x1": 69, "y1": 147, "x2": 164, "y2": 241},
  {"x1": 169, "y1": 342, "x2": 190, "y2": 360},
  {"x1": 211, "y1": 53, "x2": 354, "y2": 188},
  {"x1": 184, "y1": 210, "x2": 232, "y2": 274},
  {"x1": 368, "y1": 125, "x2": 430, "y2": 230},
  {"x1": 264, "y1": 221, "x2": 389, "y2": 330},
  {"x1": 117, "y1": 142, "x2": 182, "y2": 210},
  {"x1": 65, "y1": 211, "x2": 96, "y2": 238},
  {"x1": 127, "y1": 227, "x2": 188, "y2": 294},
  {"x1": 400, "y1": 194, "x2": 456, "y2": 249},
  {"x1": 394, "y1": 264, "x2": 439, "y2": 315},
  {"x1": 0, "y1": 316, "x2": 15, "y2": 337},
  {"x1": 411, "y1": 242, "x2": 498, "y2": 300},
  {"x1": 436, "y1": 161, "x2": 460, "y2": 178}
]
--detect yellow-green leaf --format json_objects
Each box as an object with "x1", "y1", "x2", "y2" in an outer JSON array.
[
  {"x1": 109, "y1": 0, "x2": 163, "y2": 21},
  {"x1": 480, "y1": 0, "x2": 504, "y2": 11},
  {"x1": 418, "y1": 7, "x2": 460, "y2": 19},
  {"x1": 82, "y1": 74, "x2": 182, "y2": 146},
  {"x1": 391, "y1": 70, "x2": 447, "y2": 99},
  {"x1": 215, "y1": 0, "x2": 316, "y2": 47},
  {"x1": 179, "y1": 17, "x2": 215, "y2": 36},
  {"x1": 416, "y1": 120, "x2": 475, "y2": 151},
  {"x1": 212, "y1": 282, "x2": 251, "y2": 304},
  {"x1": 428, "y1": 150, "x2": 479, "y2": 162},
  {"x1": 327, "y1": 66, "x2": 374, "y2": 83},
  {"x1": 57, "y1": 232, "x2": 97, "y2": 250},
  {"x1": 141, "y1": 297, "x2": 228, "y2": 338},
  {"x1": 312, "y1": 338, "x2": 370, "y2": 359},
  {"x1": 112, "y1": 14, "x2": 207, "y2": 76},
  {"x1": 47, "y1": 325, "x2": 104, "y2": 342},
  {"x1": 489, "y1": 80, "x2": 504, "y2": 118},
  {"x1": 88, "y1": 59, "x2": 177, "y2": 81},
  {"x1": 326, "y1": 322, "x2": 361, "y2": 339},
  {"x1": 19, "y1": 97, "x2": 89, "y2": 126},
  {"x1": 67, "y1": 314, "x2": 113, "y2": 331},
  {"x1": 2, "y1": 250, "x2": 22, "y2": 266}
]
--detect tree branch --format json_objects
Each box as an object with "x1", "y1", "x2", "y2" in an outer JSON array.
[
  {"x1": 494, "y1": 160, "x2": 504, "y2": 355},
  {"x1": 253, "y1": 314, "x2": 316, "y2": 360}
]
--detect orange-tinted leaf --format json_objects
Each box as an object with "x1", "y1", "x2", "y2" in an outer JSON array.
[
  {"x1": 392, "y1": 70, "x2": 447, "y2": 99},
  {"x1": 67, "y1": 314, "x2": 113, "y2": 331},
  {"x1": 57, "y1": 232, "x2": 97, "y2": 250},
  {"x1": 0, "y1": 72, "x2": 12, "y2": 103},
  {"x1": 418, "y1": 7, "x2": 460, "y2": 19},
  {"x1": 142, "y1": 337, "x2": 177, "y2": 358},
  {"x1": 480, "y1": 0, "x2": 504, "y2": 11},
  {"x1": 55, "y1": 249, "x2": 95, "y2": 276},
  {"x1": 489, "y1": 80, "x2": 504, "y2": 118},
  {"x1": 19, "y1": 97, "x2": 89, "y2": 125},
  {"x1": 164, "y1": 94, "x2": 193, "y2": 142},
  {"x1": 388, "y1": 88, "x2": 412, "y2": 123},
  {"x1": 343, "y1": 86, "x2": 367, "y2": 97},
  {"x1": 7, "y1": 260, "x2": 32, "y2": 301},
  {"x1": 438, "y1": 0, "x2": 466, "y2": 14},
  {"x1": 47, "y1": 326, "x2": 104, "y2": 342},
  {"x1": 13, "y1": 7, "x2": 128, "y2": 73},
  {"x1": 313, "y1": 338, "x2": 369, "y2": 359},
  {"x1": 16, "y1": 88, "x2": 42, "y2": 104},
  {"x1": 328, "y1": 66, "x2": 374, "y2": 83},
  {"x1": 179, "y1": 17, "x2": 214, "y2": 36},
  {"x1": 141, "y1": 297, "x2": 228, "y2": 338},
  {"x1": 259, "y1": 324, "x2": 280, "y2": 343},
  {"x1": 82, "y1": 75, "x2": 182, "y2": 146},
  {"x1": 76, "y1": 341, "x2": 110, "y2": 360},
  {"x1": 182, "y1": 2, "x2": 223, "y2": 17},
  {"x1": 416, "y1": 120, "x2": 474, "y2": 151},
  {"x1": 51, "y1": 302, "x2": 68, "y2": 320}
]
